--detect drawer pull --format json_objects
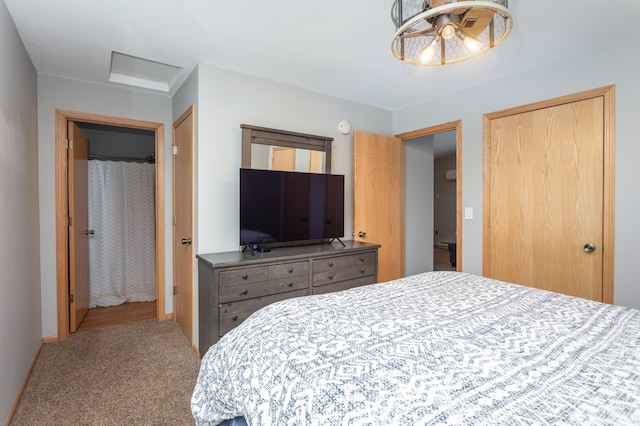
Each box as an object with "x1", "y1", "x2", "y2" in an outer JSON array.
[
  {"x1": 232, "y1": 315, "x2": 238, "y2": 322},
  {"x1": 288, "y1": 267, "x2": 293, "y2": 273},
  {"x1": 242, "y1": 273, "x2": 248, "y2": 280},
  {"x1": 328, "y1": 261, "x2": 333, "y2": 267},
  {"x1": 240, "y1": 289, "x2": 248, "y2": 296},
  {"x1": 288, "y1": 281, "x2": 293, "y2": 287},
  {"x1": 360, "y1": 268, "x2": 365, "y2": 273},
  {"x1": 328, "y1": 274, "x2": 333, "y2": 280},
  {"x1": 359, "y1": 256, "x2": 365, "y2": 262}
]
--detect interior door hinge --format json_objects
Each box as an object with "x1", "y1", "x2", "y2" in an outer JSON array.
[
  {"x1": 66, "y1": 139, "x2": 73, "y2": 149},
  {"x1": 68, "y1": 217, "x2": 73, "y2": 226},
  {"x1": 172, "y1": 145, "x2": 178, "y2": 155},
  {"x1": 173, "y1": 215, "x2": 176, "y2": 226},
  {"x1": 68, "y1": 294, "x2": 74, "y2": 304},
  {"x1": 173, "y1": 286, "x2": 177, "y2": 295}
]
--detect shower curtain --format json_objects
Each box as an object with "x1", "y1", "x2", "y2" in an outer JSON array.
[{"x1": 87, "y1": 160, "x2": 156, "y2": 308}]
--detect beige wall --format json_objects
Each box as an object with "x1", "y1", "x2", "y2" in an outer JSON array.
[{"x1": 0, "y1": 1, "x2": 41, "y2": 422}]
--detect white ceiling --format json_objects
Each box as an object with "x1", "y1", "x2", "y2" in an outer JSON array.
[{"x1": 5, "y1": 0, "x2": 640, "y2": 111}]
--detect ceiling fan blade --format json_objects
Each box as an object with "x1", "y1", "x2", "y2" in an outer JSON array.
[{"x1": 460, "y1": 7, "x2": 496, "y2": 38}]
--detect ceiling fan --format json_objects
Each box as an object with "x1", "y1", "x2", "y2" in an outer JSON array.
[{"x1": 391, "y1": 0, "x2": 513, "y2": 66}]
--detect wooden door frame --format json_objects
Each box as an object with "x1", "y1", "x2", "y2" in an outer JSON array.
[
  {"x1": 396, "y1": 120, "x2": 463, "y2": 271},
  {"x1": 172, "y1": 105, "x2": 195, "y2": 346},
  {"x1": 482, "y1": 85, "x2": 615, "y2": 303},
  {"x1": 55, "y1": 109, "x2": 166, "y2": 341}
]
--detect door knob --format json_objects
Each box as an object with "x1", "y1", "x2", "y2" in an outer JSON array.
[
  {"x1": 181, "y1": 238, "x2": 192, "y2": 245},
  {"x1": 83, "y1": 229, "x2": 95, "y2": 235},
  {"x1": 358, "y1": 231, "x2": 366, "y2": 238},
  {"x1": 583, "y1": 243, "x2": 596, "y2": 253}
]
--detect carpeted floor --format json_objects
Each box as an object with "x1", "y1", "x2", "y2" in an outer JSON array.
[
  {"x1": 11, "y1": 319, "x2": 201, "y2": 425},
  {"x1": 434, "y1": 248, "x2": 456, "y2": 271}
]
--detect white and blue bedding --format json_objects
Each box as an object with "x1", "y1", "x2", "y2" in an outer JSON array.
[{"x1": 192, "y1": 272, "x2": 640, "y2": 425}]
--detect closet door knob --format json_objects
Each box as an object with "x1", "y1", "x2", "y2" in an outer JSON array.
[
  {"x1": 583, "y1": 243, "x2": 596, "y2": 253},
  {"x1": 181, "y1": 237, "x2": 192, "y2": 245}
]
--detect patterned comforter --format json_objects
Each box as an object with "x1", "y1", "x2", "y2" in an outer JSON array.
[{"x1": 191, "y1": 272, "x2": 640, "y2": 425}]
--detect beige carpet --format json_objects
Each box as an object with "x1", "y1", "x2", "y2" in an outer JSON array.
[
  {"x1": 434, "y1": 249, "x2": 455, "y2": 271},
  {"x1": 11, "y1": 319, "x2": 200, "y2": 425}
]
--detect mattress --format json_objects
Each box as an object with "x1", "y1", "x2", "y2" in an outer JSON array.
[{"x1": 192, "y1": 271, "x2": 640, "y2": 425}]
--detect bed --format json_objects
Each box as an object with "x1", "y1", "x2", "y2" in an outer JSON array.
[{"x1": 191, "y1": 271, "x2": 640, "y2": 425}]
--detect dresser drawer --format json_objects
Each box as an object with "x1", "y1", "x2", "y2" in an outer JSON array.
[
  {"x1": 347, "y1": 262, "x2": 376, "y2": 280},
  {"x1": 219, "y1": 266, "x2": 269, "y2": 287},
  {"x1": 347, "y1": 252, "x2": 376, "y2": 268},
  {"x1": 312, "y1": 256, "x2": 346, "y2": 273},
  {"x1": 219, "y1": 289, "x2": 308, "y2": 335},
  {"x1": 219, "y1": 275, "x2": 308, "y2": 303},
  {"x1": 269, "y1": 261, "x2": 309, "y2": 279},
  {"x1": 312, "y1": 268, "x2": 347, "y2": 287},
  {"x1": 312, "y1": 276, "x2": 375, "y2": 295}
]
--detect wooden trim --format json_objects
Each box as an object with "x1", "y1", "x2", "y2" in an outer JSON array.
[
  {"x1": 156, "y1": 125, "x2": 166, "y2": 322},
  {"x1": 484, "y1": 86, "x2": 615, "y2": 120},
  {"x1": 482, "y1": 114, "x2": 492, "y2": 277},
  {"x1": 55, "y1": 111, "x2": 70, "y2": 341},
  {"x1": 482, "y1": 85, "x2": 615, "y2": 303},
  {"x1": 55, "y1": 110, "x2": 166, "y2": 341},
  {"x1": 5, "y1": 340, "x2": 43, "y2": 426},
  {"x1": 395, "y1": 120, "x2": 463, "y2": 271},
  {"x1": 42, "y1": 336, "x2": 58, "y2": 344},
  {"x1": 602, "y1": 86, "x2": 615, "y2": 304},
  {"x1": 192, "y1": 344, "x2": 201, "y2": 358}
]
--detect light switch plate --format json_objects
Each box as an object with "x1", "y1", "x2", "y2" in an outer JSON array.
[{"x1": 464, "y1": 207, "x2": 473, "y2": 220}]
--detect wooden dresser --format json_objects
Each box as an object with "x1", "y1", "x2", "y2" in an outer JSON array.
[{"x1": 197, "y1": 240, "x2": 380, "y2": 356}]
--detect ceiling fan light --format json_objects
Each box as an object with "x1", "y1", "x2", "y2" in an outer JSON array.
[
  {"x1": 391, "y1": 0, "x2": 513, "y2": 66},
  {"x1": 458, "y1": 31, "x2": 481, "y2": 51},
  {"x1": 418, "y1": 39, "x2": 438, "y2": 63},
  {"x1": 441, "y1": 23, "x2": 456, "y2": 39}
]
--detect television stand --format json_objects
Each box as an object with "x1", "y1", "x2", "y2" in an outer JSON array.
[{"x1": 329, "y1": 237, "x2": 345, "y2": 247}]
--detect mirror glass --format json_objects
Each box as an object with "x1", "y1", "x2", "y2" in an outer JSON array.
[{"x1": 251, "y1": 144, "x2": 326, "y2": 173}]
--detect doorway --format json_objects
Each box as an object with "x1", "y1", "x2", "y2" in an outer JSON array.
[
  {"x1": 397, "y1": 121, "x2": 462, "y2": 274},
  {"x1": 55, "y1": 110, "x2": 166, "y2": 341},
  {"x1": 76, "y1": 122, "x2": 157, "y2": 332},
  {"x1": 353, "y1": 120, "x2": 462, "y2": 280}
]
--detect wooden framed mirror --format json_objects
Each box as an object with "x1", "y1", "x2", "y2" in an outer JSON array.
[{"x1": 241, "y1": 124, "x2": 333, "y2": 173}]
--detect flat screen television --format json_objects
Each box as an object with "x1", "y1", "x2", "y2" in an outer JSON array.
[{"x1": 240, "y1": 168, "x2": 344, "y2": 249}]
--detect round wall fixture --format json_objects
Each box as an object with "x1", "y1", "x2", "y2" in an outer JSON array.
[{"x1": 338, "y1": 119, "x2": 351, "y2": 135}]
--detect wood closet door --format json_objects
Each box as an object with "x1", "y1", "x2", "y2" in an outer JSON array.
[{"x1": 484, "y1": 96, "x2": 608, "y2": 301}]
